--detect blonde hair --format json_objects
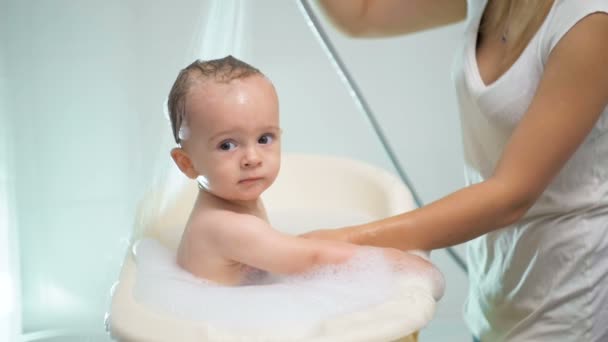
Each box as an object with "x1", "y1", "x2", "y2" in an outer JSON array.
[{"x1": 481, "y1": 0, "x2": 554, "y2": 61}]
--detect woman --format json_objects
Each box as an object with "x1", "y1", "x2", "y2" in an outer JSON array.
[{"x1": 306, "y1": 0, "x2": 608, "y2": 341}]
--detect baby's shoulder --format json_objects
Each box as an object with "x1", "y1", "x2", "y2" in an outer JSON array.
[
  {"x1": 188, "y1": 208, "x2": 266, "y2": 237},
  {"x1": 195, "y1": 207, "x2": 263, "y2": 223}
]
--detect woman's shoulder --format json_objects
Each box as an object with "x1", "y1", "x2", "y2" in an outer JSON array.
[
  {"x1": 549, "y1": 0, "x2": 608, "y2": 26},
  {"x1": 540, "y1": 0, "x2": 608, "y2": 62}
]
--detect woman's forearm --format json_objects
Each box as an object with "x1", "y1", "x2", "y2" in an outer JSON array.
[
  {"x1": 350, "y1": 178, "x2": 532, "y2": 251},
  {"x1": 317, "y1": 0, "x2": 467, "y2": 37},
  {"x1": 317, "y1": 0, "x2": 370, "y2": 36}
]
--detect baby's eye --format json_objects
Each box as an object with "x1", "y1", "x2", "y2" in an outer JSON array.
[
  {"x1": 218, "y1": 141, "x2": 237, "y2": 151},
  {"x1": 258, "y1": 134, "x2": 274, "y2": 145}
]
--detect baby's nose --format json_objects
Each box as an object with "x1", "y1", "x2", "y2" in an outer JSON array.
[{"x1": 241, "y1": 148, "x2": 262, "y2": 168}]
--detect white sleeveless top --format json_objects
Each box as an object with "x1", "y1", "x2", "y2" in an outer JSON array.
[{"x1": 453, "y1": 0, "x2": 608, "y2": 340}]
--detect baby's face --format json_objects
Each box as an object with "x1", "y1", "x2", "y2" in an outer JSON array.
[{"x1": 183, "y1": 75, "x2": 281, "y2": 202}]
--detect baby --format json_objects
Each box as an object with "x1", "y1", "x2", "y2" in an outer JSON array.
[{"x1": 167, "y1": 56, "x2": 432, "y2": 285}]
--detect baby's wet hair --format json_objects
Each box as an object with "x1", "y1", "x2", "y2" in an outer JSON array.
[{"x1": 167, "y1": 55, "x2": 263, "y2": 144}]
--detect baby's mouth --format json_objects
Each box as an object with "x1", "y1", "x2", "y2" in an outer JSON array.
[{"x1": 239, "y1": 176, "x2": 264, "y2": 184}]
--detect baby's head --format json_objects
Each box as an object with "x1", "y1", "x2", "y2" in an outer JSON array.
[{"x1": 168, "y1": 56, "x2": 281, "y2": 203}]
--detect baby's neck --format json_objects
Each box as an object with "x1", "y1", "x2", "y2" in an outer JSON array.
[{"x1": 197, "y1": 190, "x2": 268, "y2": 220}]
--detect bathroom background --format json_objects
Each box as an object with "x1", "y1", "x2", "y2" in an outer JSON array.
[{"x1": 0, "y1": 0, "x2": 469, "y2": 341}]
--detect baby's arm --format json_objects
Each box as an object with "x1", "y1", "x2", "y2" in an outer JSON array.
[{"x1": 209, "y1": 211, "x2": 358, "y2": 275}]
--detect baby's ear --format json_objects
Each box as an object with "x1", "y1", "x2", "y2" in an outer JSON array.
[{"x1": 170, "y1": 148, "x2": 198, "y2": 179}]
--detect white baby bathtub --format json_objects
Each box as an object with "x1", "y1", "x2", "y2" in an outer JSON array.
[{"x1": 107, "y1": 153, "x2": 443, "y2": 342}]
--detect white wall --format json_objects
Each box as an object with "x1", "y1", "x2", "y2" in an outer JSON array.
[
  {"x1": 4, "y1": 1, "x2": 470, "y2": 340},
  {"x1": 1, "y1": 0, "x2": 22, "y2": 338},
  {"x1": 3, "y1": 0, "x2": 206, "y2": 335}
]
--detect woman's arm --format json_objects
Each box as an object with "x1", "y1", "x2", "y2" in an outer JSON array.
[
  {"x1": 307, "y1": 13, "x2": 608, "y2": 251},
  {"x1": 317, "y1": 0, "x2": 467, "y2": 37}
]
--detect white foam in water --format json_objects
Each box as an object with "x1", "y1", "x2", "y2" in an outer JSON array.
[
  {"x1": 134, "y1": 239, "x2": 401, "y2": 337},
  {"x1": 132, "y1": 210, "x2": 444, "y2": 340}
]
